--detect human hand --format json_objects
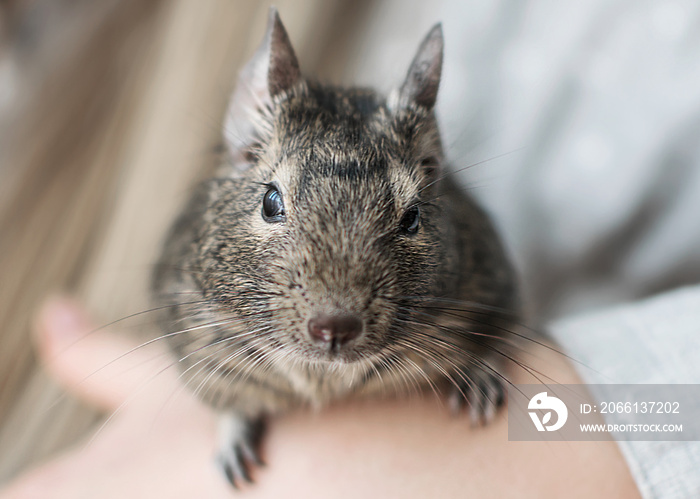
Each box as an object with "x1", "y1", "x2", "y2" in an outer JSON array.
[
  {"x1": 0, "y1": 298, "x2": 232, "y2": 498},
  {"x1": 1, "y1": 298, "x2": 639, "y2": 498}
]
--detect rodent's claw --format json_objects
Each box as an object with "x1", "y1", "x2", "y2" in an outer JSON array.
[
  {"x1": 216, "y1": 414, "x2": 266, "y2": 488},
  {"x1": 448, "y1": 368, "x2": 507, "y2": 426},
  {"x1": 218, "y1": 450, "x2": 249, "y2": 488}
]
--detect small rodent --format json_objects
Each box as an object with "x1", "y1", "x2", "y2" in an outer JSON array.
[{"x1": 153, "y1": 8, "x2": 519, "y2": 488}]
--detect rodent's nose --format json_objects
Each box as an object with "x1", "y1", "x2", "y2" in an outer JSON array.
[{"x1": 308, "y1": 313, "x2": 363, "y2": 348}]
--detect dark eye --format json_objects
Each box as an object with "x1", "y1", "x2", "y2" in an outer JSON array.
[
  {"x1": 399, "y1": 206, "x2": 420, "y2": 234},
  {"x1": 262, "y1": 186, "x2": 285, "y2": 222}
]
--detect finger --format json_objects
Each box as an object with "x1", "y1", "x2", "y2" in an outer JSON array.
[{"x1": 34, "y1": 297, "x2": 174, "y2": 411}]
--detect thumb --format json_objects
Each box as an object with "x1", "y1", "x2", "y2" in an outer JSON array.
[{"x1": 34, "y1": 297, "x2": 174, "y2": 412}]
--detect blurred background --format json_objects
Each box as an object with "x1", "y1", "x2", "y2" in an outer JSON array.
[{"x1": 2, "y1": 0, "x2": 700, "y2": 485}]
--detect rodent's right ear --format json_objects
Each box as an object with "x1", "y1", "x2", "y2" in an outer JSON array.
[{"x1": 224, "y1": 7, "x2": 302, "y2": 169}]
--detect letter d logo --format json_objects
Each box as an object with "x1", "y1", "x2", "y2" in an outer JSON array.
[{"x1": 528, "y1": 392, "x2": 568, "y2": 432}]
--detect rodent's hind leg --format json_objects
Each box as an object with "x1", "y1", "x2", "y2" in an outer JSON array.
[
  {"x1": 447, "y1": 363, "x2": 507, "y2": 426},
  {"x1": 216, "y1": 413, "x2": 266, "y2": 488}
]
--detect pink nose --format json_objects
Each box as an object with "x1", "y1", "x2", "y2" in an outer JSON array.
[{"x1": 308, "y1": 314, "x2": 363, "y2": 348}]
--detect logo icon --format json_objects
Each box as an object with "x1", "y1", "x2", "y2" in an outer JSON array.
[{"x1": 528, "y1": 392, "x2": 568, "y2": 432}]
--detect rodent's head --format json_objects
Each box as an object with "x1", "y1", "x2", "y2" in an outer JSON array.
[{"x1": 192, "y1": 10, "x2": 456, "y2": 366}]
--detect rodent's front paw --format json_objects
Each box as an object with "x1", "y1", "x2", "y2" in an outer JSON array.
[
  {"x1": 447, "y1": 367, "x2": 507, "y2": 426},
  {"x1": 216, "y1": 414, "x2": 266, "y2": 488}
]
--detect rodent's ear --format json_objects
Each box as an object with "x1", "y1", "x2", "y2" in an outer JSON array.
[
  {"x1": 224, "y1": 7, "x2": 301, "y2": 168},
  {"x1": 393, "y1": 24, "x2": 443, "y2": 111}
]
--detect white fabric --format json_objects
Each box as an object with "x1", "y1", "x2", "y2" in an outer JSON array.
[
  {"x1": 353, "y1": 0, "x2": 700, "y2": 321},
  {"x1": 552, "y1": 286, "x2": 700, "y2": 499}
]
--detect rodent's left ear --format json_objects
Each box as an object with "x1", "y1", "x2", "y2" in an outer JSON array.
[
  {"x1": 224, "y1": 7, "x2": 302, "y2": 168},
  {"x1": 392, "y1": 24, "x2": 443, "y2": 111}
]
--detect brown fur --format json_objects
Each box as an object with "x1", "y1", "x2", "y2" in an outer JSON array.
[
  {"x1": 153, "y1": 77, "x2": 518, "y2": 413},
  {"x1": 152, "y1": 10, "x2": 519, "y2": 485}
]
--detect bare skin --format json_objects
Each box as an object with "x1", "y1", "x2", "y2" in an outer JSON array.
[{"x1": 0, "y1": 299, "x2": 640, "y2": 498}]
